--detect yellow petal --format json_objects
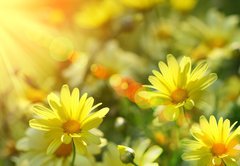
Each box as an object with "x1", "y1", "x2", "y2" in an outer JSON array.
[
  {"x1": 190, "y1": 61, "x2": 208, "y2": 80},
  {"x1": 81, "y1": 132, "x2": 101, "y2": 145},
  {"x1": 222, "y1": 119, "x2": 231, "y2": 142},
  {"x1": 167, "y1": 54, "x2": 179, "y2": 86},
  {"x1": 209, "y1": 116, "x2": 219, "y2": 141},
  {"x1": 79, "y1": 97, "x2": 94, "y2": 120},
  {"x1": 184, "y1": 99, "x2": 194, "y2": 110},
  {"x1": 226, "y1": 126, "x2": 240, "y2": 145},
  {"x1": 47, "y1": 93, "x2": 66, "y2": 120},
  {"x1": 76, "y1": 93, "x2": 88, "y2": 120},
  {"x1": 180, "y1": 56, "x2": 191, "y2": 74},
  {"x1": 29, "y1": 119, "x2": 62, "y2": 131},
  {"x1": 60, "y1": 84, "x2": 71, "y2": 117},
  {"x1": 134, "y1": 139, "x2": 151, "y2": 162},
  {"x1": 81, "y1": 118, "x2": 103, "y2": 131},
  {"x1": 141, "y1": 145, "x2": 162, "y2": 164},
  {"x1": 182, "y1": 147, "x2": 211, "y2": 160},
  {"x1": 61, "y1": 134, "x2": 72, "y2": 144},
  {"x1": 217, "y1": 117, "x2": 224, "y2": 142},
  {"x1": 71, "y1": 88, "x2": 80, "y2": 119},
  {"x1": 47, "y1": 138, "x2": 62, "y2": 154},
  {"x1": 89, "y1": 103, "x2": 103, "y2": 113},
  {"x1": 32, "y1": 104, "x2": 56, "y2": 119},
  {"x1": 158, "y1": 61, "x2": 175, "y2": 90},
  {"x1": 82, "y1": 107, "x2": 109, "y2": 123},
  {"x1": 73, "y1": 138, "x2": 87, "y2": 154},
  {"x1": 162, "y1": 105, "x2": 180, "y2": 121},
  {"x1": 223, "y1": 157, "x2": 238, "y2": 166},
  {"x1": 151, "y1": 71, "x2": 171, "y2": 94}
]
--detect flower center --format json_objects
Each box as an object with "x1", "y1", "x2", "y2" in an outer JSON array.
[
  {"x1": 63, "y1": 120, "x2": 81, "y2": 134},
  {"x1": 156, "y1": 25, "x2": 173, "y2": 40},
  {"x1": 55, "y1": 143, "x2": 72, "y2": 157},
  {"x1": 207, "y1": 36, "x2": 227, "y2": 48},
  {"x1": 26, "y1": 88, "x2": 46, "y2": 103},
  {"x1": 211, "y1": 143, "x2": 227, "y2": 156},
  {"x1": 171, "y1": 88, "x2": 188, "y2": 103}
]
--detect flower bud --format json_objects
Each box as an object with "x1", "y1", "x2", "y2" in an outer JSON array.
[{"x1": 117, "y1": 145, "x2": 135, "y2": 164}]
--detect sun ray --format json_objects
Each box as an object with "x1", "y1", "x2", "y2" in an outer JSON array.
[{"x1": 0, "y1": 0, "x2": 62, "y2": 93}]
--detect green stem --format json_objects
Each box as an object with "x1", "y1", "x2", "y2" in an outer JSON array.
[
  {"x1": 71, "y1": 141, "x2": 76, "y2": 166},
  {"x1": 131, "y1": 161, "x2": 138, "y2": 166}
]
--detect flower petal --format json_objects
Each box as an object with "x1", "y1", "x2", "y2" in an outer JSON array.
[
  {"x1": 81, "y1": 117, "x2": 103, "y2": 131},
  {"x1": 141, "y1": 145, "x2": 163, "y2": 164},
  {"x1": 73, "y1": 138, "x2": 87, "y2": 154},
  {"x1": 32, "y1": 104, "x2": 55, "y2": 119},
  {"x1": 47, "y1": 93, "x2": 66, "y2": 120},
  {"x1": 47, "y1": 138, "x2": 62, "y2": 154},
  {"x1": 79, "y1": 97, "x2": 94, "y2": 120},
  {"x1": 61, "y1": 134, "x2": 72, "y2": 144},
  {"x1": 81, "y1": 132, "x2": 101, "y2": 145},
  {"x1": 60, "y1": 84, "x2": 71, "y2": 117},
  {"x1": 29, "y1": 119, "x2": 62, "y2": 131}
]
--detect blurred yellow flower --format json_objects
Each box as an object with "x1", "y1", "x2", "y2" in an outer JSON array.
[
  {"x1": 16, "y1": 129, "x2": 94, "y2": 166},
  {"x1": 133, "y1": 139, "x2": 162, "y2": 166},
  {"x1": 121, "y1": 0, "x2": 163, "y2": 10},
  {"x1": 170, "y1": 0, "x2": 197, "y2": 12},
  {"x1": 176, "y1": 10, "x2": 240, "y2": 64},
  {"x1": 29, "y1": 84, "x2": 109, "y2": 155},
  {"x1": 140, "y1": 54, "x2": 217, "y2": 120},
  {"x1": 99, "y1": 139, "x2": 162, "y2": 166},
  {"x1": 182, "y1": 116, "x2": 240, "y2": 165},
  {"x1": 74, "y1": 0, "x2": 123, "y2": 29}
]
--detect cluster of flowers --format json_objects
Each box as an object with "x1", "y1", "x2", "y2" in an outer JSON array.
[{"x1": 15, "y1": 55, "x2": 240, "y2": 166}]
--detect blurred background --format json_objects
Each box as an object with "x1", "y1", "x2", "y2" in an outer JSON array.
[{"x1": 0, "y1": 0, "x2": 240, "y2": 165}]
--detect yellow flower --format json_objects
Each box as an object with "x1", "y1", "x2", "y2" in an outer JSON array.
[
  {"x1": 74, "y1": 0, "x2": 123, "y2": 29},
  {"x1": 182, "y1": 116, "x2": 240, "y2": 166},
  {"x1": 170, "y1": 0, "x2": 197, "y2": 12},
  {"x1": 121, "y1": 0, "x2": 163, "y2": 10},
  {"x1": 99, "y1": 139, "x2": 162, "y2": 166},
  {"x1": 139, "y1": 54, "x2": 217, "y2": 120},
  {"x1": 29, "y1": 84, "x2": 109, "y2": 155},
  {"x1": 176, "y1": 10, "x2": 240, "y2": 63},
  {"x1": 16, "y1": 129, "x2": 95, "y2": 166}
]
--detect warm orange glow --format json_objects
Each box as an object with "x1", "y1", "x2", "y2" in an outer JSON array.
[
  {"x1": 171, "y1": 88, "x2": 188, "y2": 103},
  {"x1": 211, "y1": 143, "x2": 227, "y2": 156},
  {"x1": 91, "y1": 64, "x2": 112, "y2": 80},
  {"x1": 63, "y1": 120, "x2": 81, "y2": 134}
]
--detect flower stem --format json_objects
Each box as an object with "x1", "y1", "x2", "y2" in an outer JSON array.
[
  {"x1": 131, "y1": 161, "x2": 138, "y2": 166},
  {"x1": 71, "y1": 141, "x2": 76, "y2": 166}
]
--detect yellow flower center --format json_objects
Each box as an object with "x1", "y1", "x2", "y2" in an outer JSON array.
[
  {"x1": 63, "y1": 120, "x2": 81, "y2": 134},
  {"x1": 207, "y1": 36, "x2": 227, "y2": 48},
  {"x1": 171, "y1": 88, "x2": 188, "y2": 103},
  {"x1": 26, "y1": 88, "x2": 46, "y2": 103},
  {"x1": 211, "y1": 143, "x2": 227, "y2": 156},
  {"x1": 156, "y1": 25, "x2": 173, "y2": 40},
  {"x1": 55, "y1": 143, "x2": 72, "y2": 157}
]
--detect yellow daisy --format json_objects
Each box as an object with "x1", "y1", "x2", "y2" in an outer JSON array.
[
  {"x1": 29, "y1": 84, "x2": 109, "y2": 155},
  {"x1": 16, "y1": 129, "x2": 94, "y2": 166},
  {"x1": 74, "y1": 0, "x2": 123, "y2": 29},
  {"x1": 170, "y1": 0, "x2": 198, "y2": 12},
  {"x1": 121, "y1": 0, "x2": 163, "y2": 10},
  {"x1": 140, "y1": 54, "x2": 217, "y2": 120},
  {"x1": 182, "y1": 116, "x2": 240, "y2": 166}
]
